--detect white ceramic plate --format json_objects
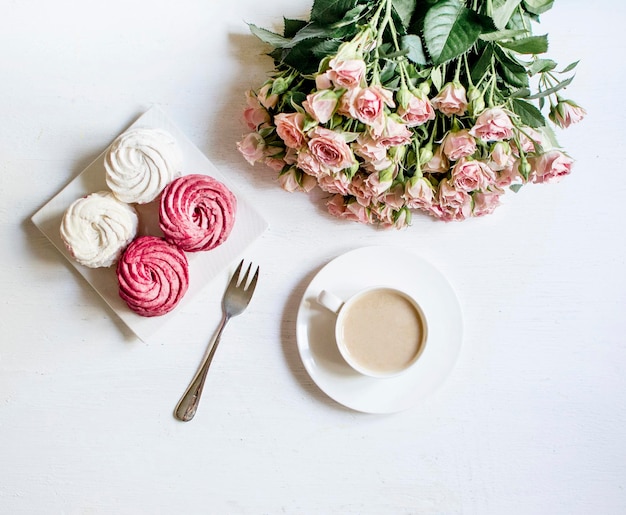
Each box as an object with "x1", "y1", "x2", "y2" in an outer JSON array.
[
  {"x1": 32, "y1": 106, "x2": 268, "y2": 341},
  {"x1": 296, "y1": 246, "x2": 463, "y2": 414}
]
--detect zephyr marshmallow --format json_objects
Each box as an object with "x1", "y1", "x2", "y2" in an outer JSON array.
[
  {"x1": 159, "y1": 174, "x2": 237, "y2": 252},
  {"x1": 105, "y1": 127, "x2": 183, "y2": 204},
  {"x1": 60, "y1": 191, "x2": 138, "y2": 268},
  {"x1": 117, "y1": 236, "x2": 189, "y2": 317}
]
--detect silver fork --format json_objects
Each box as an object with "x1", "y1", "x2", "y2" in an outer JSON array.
[{"x1": 174, "y1": 259, "x2": 260, "y2": 422}]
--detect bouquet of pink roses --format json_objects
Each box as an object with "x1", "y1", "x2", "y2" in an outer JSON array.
[{"x1": 237, "y1": 0, "x2": 584, "y2": 227}]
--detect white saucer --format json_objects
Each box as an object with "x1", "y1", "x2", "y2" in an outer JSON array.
[{"x1": 296, "y1": 246, "x2": 463, "y2": 414}]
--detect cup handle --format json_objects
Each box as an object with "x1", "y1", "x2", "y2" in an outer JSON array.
[{"x1": 316, "y1": 290, "x2": 345, "y2": 314}]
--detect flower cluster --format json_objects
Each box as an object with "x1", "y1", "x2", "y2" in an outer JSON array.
[{"x1": 237, "y1": 0, "x2": 584, "y2": 228}]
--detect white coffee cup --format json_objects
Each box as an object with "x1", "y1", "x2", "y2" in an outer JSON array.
[{"x1": 317, "y1": 286, "x2": 428, "y2": 378}]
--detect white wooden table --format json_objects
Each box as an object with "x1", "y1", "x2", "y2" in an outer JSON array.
[{"x1": 2, "y1": 1, "x2": 625, "y2": 513}]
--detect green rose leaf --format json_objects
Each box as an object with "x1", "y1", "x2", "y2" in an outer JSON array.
[
  {"x1": 249, "y1": 24, "x2": 289, "y2": 49},
  {"x1": 280, "y1": 38, "x2": 328, "y2": 74},
  {"x1": 494, "y1": 46, "x2": 529, "y2": 88},
  {"x1": 529, "y1": 58, "x2": 556, "y2": 75},
  {"x1": 430, "y1": 66, "x2": 443, "y2": 91},
  {"x1": 336, "y1": 5, "x2": 368, "y2": 27},
  {"x1": 423, "y1": 0, "x2": 487, "y2": 65},
  {"x1": 505, "y1": 8, "x2": 528, "y2": 31},
  {"x1": 470, "y1": 42, "x2": 493, "y2": 83},
  {"x1": 499, "y1": 34, "x2": 548, "y2": 54},
  {"x1": 283, "y1": 23, "x2": 334, "y2": 49},
  {"x1": 480, "y1": 29, "x2": 526, "y2": 42},
  {"x1": 560, "y1": 60, "x2": 579, "y2": 74},
  {"x1": 310, "y1": 39, "x2": 343, "y2": 58},
  {"x1": 379, "y1": 60, "x2": 398, "y2": 84},
  {"x1": 509, "y1": 87, "x2": 531, "y2": 98},
  {"x1": 283, "y1": 18, "x2": 308, "y2": 38},
  {"x1": 401, "y1": 34, "x2": 427, "y2": 65},
  {"x1": 511, "y1": 98, "x2": 546, "y2": 128},
  {"x1": 525, "y1": 75, "x2": 574, "y2": 100},
  {"x1": 491, "y1": 0, "x2": 522, "y2": 30},
  {"x1": 310, "y1": 0, "x2": 358, "y2": 25},
  {"x1": 522, "y1": 0, "x2": 554, "y2": 15},
  {"x1": 500, "y1": 67, "x2": 528, "y2": 88},
  {"x1": 392, "y1": 0, "x2": 417, "y2": 28}
]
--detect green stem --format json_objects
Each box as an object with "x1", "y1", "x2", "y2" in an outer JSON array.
[
  {"x1": 370, "y1": 0, "x2": 396, "y2": 86},
  {"x1": 463, "y1": 53, "x2": 475, "y2": 88},
  {"x1": 369, "y1": 0, "x2": 388, "y2": 33},
  {"x1": 454, "y1": 58, "x2": 463, "y2": 82},
  {"x1": 375, "y1": 0, "x2": 394, "y2": 49},
  {"x1": 488, "y1": 61, "x2": 498, "y2": 106}
]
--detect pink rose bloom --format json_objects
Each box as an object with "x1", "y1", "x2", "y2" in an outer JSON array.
[
  {"x1": 495, "y1": 159, "x2": 522, "y2": 188},
  {"x1": 262, "y1": 146, "x2": 286, "y2": 172},
  {"x1": 278, "y1": 170, "x2": 299, "y2": 192},
  {"x1": 317, "y1": 172, "x2": 352, "y2": 195},
  {"x1": 362, "y1": 156, "x2": 393, "y2": 173},
  {"x1": 257, "y1": 83, "x2": 279, "y2": 110},
  {"x1": 371, "y1": 204, "x2": 396, "y2": 228},
  {"x1": 278, "y1": 168, "x2": 317, "y2": 193},
  {"x1": 283, "y1": 146, "x2": 299, "y2": 165},
  {"x1": 327, "y1": 194, "x2": 346, "y2": 218},
  {"x1": 275, "y1": 112, "x2": 306, "y2": 149},
  {"x1": 469, "y1": 108, "x2": 514, "y2": 142},
  {"x1": 366, "y1": 169, "x2": 394, "y2": 197},
  {"x1": 472, "y1": 190, "x2": 502, "y2": 217},
  {"x1": 237, "y1": 132, "x2": 265, "y2": 165},
  {"x1": 264, "y1": 157, "x2": 286, "y2": 173},
  {"x1": 315, "y1": 72, "x2": 333, "y2": 90},
  {"x1": 434, "y1": 179, "x2": 472, "y2": 221},
  {"x1": 451, "y1": 158, "x2": 496, "y2": 192},
  {"x1": 263, "y1": 144, "x2": 283, "y2": 158},
  {"x1": 303, "y1": 90, "x2": 338, "y2": 124},
  {"x1": 513, "y1": 127, "x2": 543, "y2": 155},
  {"x1": 352, "y1": 135, "x2": 389, "y2": 171},
  {"x1": 393, "y1": 208, "x2": 410, "y2": 229},
  {"x1": 243, "y1": 90, "x2": 270, "y2": 130},
  {"x1": 343, "y1": 202, "x2": 372, "y2": 224},
  {"x1": 344, "y1": 201, "x2": 372, "y2": 224},
  {"x1": 431, "y1": 82, "x2": 468, "y2": 116},
  {"x1": 341, "y1": 86, "x2": 394, "y2": 135},
  {"x1": 529, "y1": 150, "x2": 573, "y2": 184},
  {"x1": 442, "y1": 129, "x2": 477, "y2": 161},
  {"x1": 308, "y1": 127, "x2": 356, "y2": 173},
  {"x1": 300, "y1": 172, "x2": 318, "y2": 192},
  {"x1": 551, "y1": 99, "x2": 586, "y2": 128},
  {"x1": 489, "y1": 141, "x2": 512, "y2": 171},
  {"x1": 403, "y1": 176, "x2": 434, "y2": 209},
  {"x1": 296, "y1": 150, "x2": 325, "y2": 178},
  {"x1": 383, "y1": 184, "x2": 405, "y2": 210},
  {"x1": 327, "y1": 58, "x2": 366, "y2": 89},
  {"x1": 397, "y1": 93, "x2": 436, "y2": 127},
  {"x1": 326, "y1": 195, "x2": 372, "y2": 224},
  {"x1": 375, "y1": 117, "x2": 412, "y2": 148},
  {"x1": 423, "y1": 145, "x2": 449, "y2": 174},
  {"x1": 348, "y1": 173, "x2": 375, "y2": 207}
]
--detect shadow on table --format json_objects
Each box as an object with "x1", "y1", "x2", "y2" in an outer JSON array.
[
  {"x1": 25, "y1": 145, "x2": 141, "y2": 344},
  {"x1": 279, "y1": 263, "x2": 368, "y2": 415}
]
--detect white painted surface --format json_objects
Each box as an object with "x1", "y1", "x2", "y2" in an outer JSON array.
[{"x1": 1, "y1": 1, "x2": 625, "y2": 513}]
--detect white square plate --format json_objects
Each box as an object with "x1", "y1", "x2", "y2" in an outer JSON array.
[{"x1": 32, "y1": 106, "x2": 269, "y2": 341}]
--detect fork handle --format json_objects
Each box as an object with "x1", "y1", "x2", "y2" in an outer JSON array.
[{"x1": 174, "y1": 314, "x2": 230, "y2": 422}]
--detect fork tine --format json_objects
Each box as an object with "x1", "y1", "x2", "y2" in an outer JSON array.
[
  {"x1": 227, "y1": 259, "x2": 244, "y2": 290},
  {"x1": 238, "y1": 262, "x2": 253, "y2": 288},
  {"x1": 247, "y1": 266, "x2": 259, "y2": 293}
]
